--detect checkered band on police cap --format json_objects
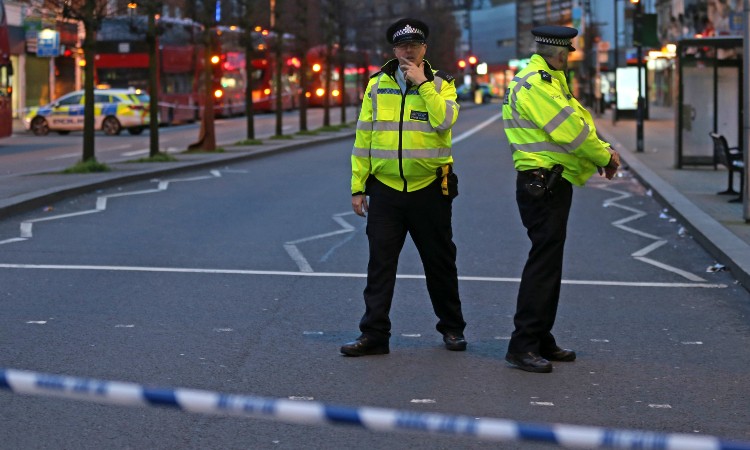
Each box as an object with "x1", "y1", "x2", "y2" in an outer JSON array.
[{"x1": 531, "y1": 25, "x2": 578, "y2": 51}]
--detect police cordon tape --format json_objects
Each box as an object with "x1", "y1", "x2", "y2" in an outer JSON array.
[{"x1": 2, "y1": 367, "x2": 749, "y2": 450}]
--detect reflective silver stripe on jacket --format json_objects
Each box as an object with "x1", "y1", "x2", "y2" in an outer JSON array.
[
  {"x1": 371, "y1": 122, "x2": 436, "y2": 132},
  {"x1": 542, "y1": 106, "x2": 575, "y2": 135},
  {"x1": 371, "y1": 73, "x2": 384, "y2": 121},
  {"x1": 508, "y1": 72, "x2": 538, "y2": 121},
  {"x1": 508, "y1": 121, "x2": 589, "y2": 154},
  {"x1": 352, "y1": 146, "x2": 370, "y2": 157},
  {"x1": 370, "y1": 148, "x2": 452, "y2": 159}
]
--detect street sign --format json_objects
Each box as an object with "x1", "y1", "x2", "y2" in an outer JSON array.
[{"x1": 36, "y1": 29, "x2": 60, "y2": 57}]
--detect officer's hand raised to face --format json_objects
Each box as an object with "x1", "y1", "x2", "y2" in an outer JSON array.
[{"x1": 399, "y1": 58, "x2": 427, "y2": 86}]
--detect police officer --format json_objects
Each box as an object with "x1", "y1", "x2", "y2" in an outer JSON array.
[
  {"x1": 502, "y1": 25, "x2": 620, "y2": 373},
  {"x1": 340, "y1": 18, "x2": 467, "y2": 356}
]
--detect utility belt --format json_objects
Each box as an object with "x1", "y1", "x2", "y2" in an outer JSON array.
[
  {"x1": 518, "y1": 164, "x2": 564, "y2": 198},
  {"x1": 436, "y1": 164, "x2": 458, "y2": 199}
]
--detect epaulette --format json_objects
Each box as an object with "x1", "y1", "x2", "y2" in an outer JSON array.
[
  {"x1": 538, "y1": 70, "x2": 552, "y2": 83},
  {"x1": 370, "y1": 70, "x2": 383, "y2": 79},
  {"x1": 435, "y1": 70, "x2": 455, "y2": 83}
]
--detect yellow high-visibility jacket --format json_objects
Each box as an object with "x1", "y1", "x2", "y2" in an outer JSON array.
[
  {"x1": 351, "y1": 59, "x2": 459, "y2": 194},
  {"x1": 502, "y1": 54, "x2": 612, "y2": 186}
]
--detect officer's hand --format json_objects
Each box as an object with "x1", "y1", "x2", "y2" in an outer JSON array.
[
  {"x1": 603, "y1": 148, "x2": 620, "y2": 180},
  {"x1": 399, "y1": 58, "x2": 427, "y2": 86},
  {"x1": 352, "y1": 194, "x2": 368, "y2": 217}
]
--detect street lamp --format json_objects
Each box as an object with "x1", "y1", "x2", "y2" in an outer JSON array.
[{"x1": 631, "y1": 0, "x2": 644, "y2": 153}]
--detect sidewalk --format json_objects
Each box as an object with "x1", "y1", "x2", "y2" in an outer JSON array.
[
  {"x1": 3, "y1": 107, "x2": 750, "y2": 289},
  {"x1": 596, "y1": 105, "x2": 750, "y2": 289}
]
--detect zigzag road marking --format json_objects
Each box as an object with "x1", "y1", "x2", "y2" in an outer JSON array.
[
  {"x1": 594, "y1": 179, "x2": 706, "y2": 282},
  {"x1": 284, "y1": 212, "x2": 356, "y2": 273},
  {"x1": 0, "y1": 170, "x2": 225, "y2": 245}
]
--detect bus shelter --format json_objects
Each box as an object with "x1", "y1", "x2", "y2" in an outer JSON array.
[{"x1": 676, "y1": 37, "x2": 743, "y2": 168}]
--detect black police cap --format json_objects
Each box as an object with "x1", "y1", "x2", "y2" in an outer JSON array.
[
  {"x1": 531, "y1": 25, "x2": 578, "y2": 51},
  {"x1": 387, "y1": 18, "x2": 429, "y2": 45}
]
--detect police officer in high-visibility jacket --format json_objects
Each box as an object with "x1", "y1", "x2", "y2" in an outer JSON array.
[
  {"x1": 502, "y1": 25, "x2": 621, "y2": 373},
  {"x1": 340, "y1": 18, "x2": 467, "y2": 357}
]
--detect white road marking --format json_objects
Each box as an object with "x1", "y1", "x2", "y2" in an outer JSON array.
[
  {"x1": 0, "y1": 263, "x2": 727, "y2": 288},
  {"x1": 595, "y1": 182, "x2": 707, "y2": 282},
  {"x1": 284, "y1": 212, "x2": 356, "y2": 272},
  {"x1": 453, "y1": 113, "x2": 502, "y2": 144},
  {"x1": 681, "y1": 341, "x2": 703, "y2": 345},
  {"x1": 410, "y1": 399, "x2": 436, "y2": 404},
  {"x1": 45, "y1": 152, "x2": 83, "y2": 161},
  {"x1": 401, "y1": 334, "x2": 421, "y2": 338},
  {"x1": 26, "y1": 321, "x2": 47, "y2": 324},
  {"x1": 648, "y1": 404, "x2": 672, "y2": 409},
  {"x1": 530, "y1": 402, "x2": 555, "y2": 406},
  {"x1": 2, "y1": 171, "x2": 224, "y2": 243}
]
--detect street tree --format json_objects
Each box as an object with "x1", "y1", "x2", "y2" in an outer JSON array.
[
  {"x1": 185, "y1": 0, "x2": 219, "y2": 151},
  {"x1": 29, "y1": 0, "x2": 122, "y2": 164}
]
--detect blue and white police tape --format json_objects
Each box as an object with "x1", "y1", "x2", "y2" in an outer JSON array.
[{"x1": 1, "y1": 367, "x2": 749, "y2": 450}]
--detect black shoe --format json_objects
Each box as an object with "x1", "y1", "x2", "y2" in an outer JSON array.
[
  {"x1": 340, "y1": 336, "x2": 389, "y2": 357},
  {"x1": 541, "y1": 346, "x2": 576, "y2": 362},
  {"x1": 442, "y1": 333, "x2": 467, "y2": 351},
  {"x1": 505, "y1": 352, "x2": 553, "y2": 373}
]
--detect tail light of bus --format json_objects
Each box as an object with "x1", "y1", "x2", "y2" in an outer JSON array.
[
  {"x1": 332, "y1": 89, "x2": 340, "y2": 97},
  {"x1": 214, "y1": 89, "x2": 224, "y2": 99},
  {"x1": 264, "y1": 88, "x2": 271, "y2": 95},
  {"x1": 315, "y1": 88, "x2": 325, "y2": 97},
  {"x1": 305, "y1": 92, "x2": 312, "y2": 98}
]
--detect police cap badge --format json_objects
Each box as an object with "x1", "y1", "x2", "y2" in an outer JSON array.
[{"x1": 531, "y1": 25, "x2": 578, "y2": 52}]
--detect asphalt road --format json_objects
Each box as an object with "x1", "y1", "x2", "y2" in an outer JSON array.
[{"x1": 1, "y1": 104, "x2": 749, "y2": 449}]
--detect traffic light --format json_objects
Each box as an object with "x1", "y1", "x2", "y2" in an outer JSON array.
[
  {"x1": 467, "y1": 55, "x2": 478, "y2": 66},
  {"x1": 457, "y1": 60, "x2": 467, "y2": 69}
]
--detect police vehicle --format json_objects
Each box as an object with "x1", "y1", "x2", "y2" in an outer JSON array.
[{"x1": 24, "y1": 88, "x2": 152, "y2": 136}]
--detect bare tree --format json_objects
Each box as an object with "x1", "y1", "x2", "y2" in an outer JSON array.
[
  {"x1": 30, "y1": 0, "x2": 118, "y2": 163},
  {"x1": 234, "y1": 0, "x2": 259, "y2": 140},
  {"x1": 186, "y1": 0, "x2": 219, "y2": 151}
]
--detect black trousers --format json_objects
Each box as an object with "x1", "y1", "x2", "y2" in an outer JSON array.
[
  {"x1": 359, "y1": 177, "x2": 466, "y2": 341},
  {"x1": 508, "y1": 171, "x2": 573, "y2": 354}
]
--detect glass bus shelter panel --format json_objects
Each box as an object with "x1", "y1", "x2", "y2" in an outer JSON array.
[
  {"x1": 717, "y1": 65, "x2": 740, "y2": 151},
  {"x1": 680, "y1": 64, "x2": 715, "y2": 164}
]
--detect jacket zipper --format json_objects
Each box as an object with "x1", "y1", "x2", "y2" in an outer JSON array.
[{"x1": 398, "y1": 85, "x2": 408, "y2": 192}]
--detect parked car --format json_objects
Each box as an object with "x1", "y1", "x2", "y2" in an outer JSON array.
[
  {"x1": 456, "y1": 83, "x2": 496, "y2": 104},
  {"x1": 23, "y1": 88, "x2": 152, "y2": 136}
]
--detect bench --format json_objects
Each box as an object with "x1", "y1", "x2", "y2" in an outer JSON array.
[{"x1": 709, "y1": 132, "x2": 745, "y2": 203}]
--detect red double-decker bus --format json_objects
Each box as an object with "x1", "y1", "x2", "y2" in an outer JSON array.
[
  {"x1": 305, "y1": 45, "x2": 378, "y2": 108},
  {"x1": 213, "y1": 26, "x2": 296, "y2": 114},
  {"x1": 0, "y1": 0, "x2": 14, "y2": 138},
  {"x1": 95, "y1": 17, "x2": 296, "y2": 125}
]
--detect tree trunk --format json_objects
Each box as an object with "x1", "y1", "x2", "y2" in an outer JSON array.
[
  {"x1": 244, "y1": 46, "x2": 255, "y2": 140},
  {"x1": 188, "y1": 29, "x2": 216, "y2": 151},
  {"x1": 323, "y1": 41, "x2": 332, "y2": 127},
  {"x1": 147, "y1": 11, "x2": 160, "y2": 157},
  {"x1": 82, "y1": 0, "x2": 96, "y2": 162},
  {"x1": 274, "y1": 32, "x2": 283, "y2": 136}
]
